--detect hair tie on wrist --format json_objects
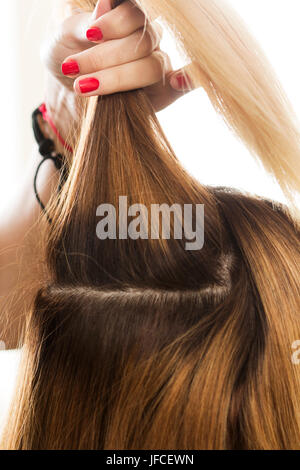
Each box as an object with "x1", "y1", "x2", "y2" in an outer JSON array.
[
  {"x1": 32, "y1": 105, "x2": 69, "y2": 224},
  {"x1": 38, "y1": 103, "x2": 73, "y2": 154}
]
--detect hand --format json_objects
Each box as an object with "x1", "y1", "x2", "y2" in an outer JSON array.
[{"x1": 42, "y1": 0, "x2": 193, "y2": 124}]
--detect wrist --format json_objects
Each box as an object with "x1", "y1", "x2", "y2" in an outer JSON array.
[{"x1": 43, "y1": 73, "x2": 82, "y2": 155}]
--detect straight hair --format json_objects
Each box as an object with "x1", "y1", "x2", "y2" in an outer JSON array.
[{"x1": 2, "y1": 0, "x2": 299, "y2": 449}]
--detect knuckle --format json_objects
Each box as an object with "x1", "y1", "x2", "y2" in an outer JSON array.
[
  {"x1": 103, "y1": 9, "x2": 128, "y2": 38},
  {"x1": 150, "y1": 51, "x2": 171, "y2": 79},
  {"x1": 144, "y1": 29, "x2": 158, "y2": 52},
  {"x1": 104, "y1": 3, "x2": 145, "y2": 39},
  {"x1": 135, "y1": 29, "x2": 154, "y2": 55},
  {"x1": 108, "y1": 41, "x2": 127, "y2": 67},
  {"x1": 153, "y1": 50, "x2": 167, "y2": 68},
  {"x1": 113, "y1": 69, "x2": 123, "y2": 91},
  {"x1": 134, "y1": 24, "x2": 161, "y2": 57},
  {"x1": 159, "y1": 51, "x2": 172, "y2": 70},
  {"x1": 114, "y1": 12, "x2": 130, "y2": 36},
  {"x1": 83, "y1": 47, "x2": 104, "y2": 71}
]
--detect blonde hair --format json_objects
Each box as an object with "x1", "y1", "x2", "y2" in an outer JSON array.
[{"x1": 2, "y1": 0, "x2": 299, "y2": 450}]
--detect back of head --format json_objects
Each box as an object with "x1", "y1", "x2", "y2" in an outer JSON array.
[{"x1": 2, "y1": 0, "x2": 300, "y2": 450}]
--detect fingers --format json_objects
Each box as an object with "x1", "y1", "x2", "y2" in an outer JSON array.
[
  {"x1": 58, "y1": 0, "x2": 145, "y2": 49},
  {"x1": 62, "y1": 23, "x2": 163, "y2": 77},
  {"x1": 143, "y1": 66, "x2": 196, "y2": 113},
  {"x1": 87, "y1": 1, "x2": 147, "y2": 42},
  {"x1": 74, "y1": 50, "x2": 170, "y2": 96}
]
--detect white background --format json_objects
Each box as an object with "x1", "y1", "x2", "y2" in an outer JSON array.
[{"x1": 1, "y1": 1, "x2": 300, "y2": 205}]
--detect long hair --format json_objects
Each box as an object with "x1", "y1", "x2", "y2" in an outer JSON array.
[{"x1": 1, "y1": 0, "x2": 300, "y2": 449}]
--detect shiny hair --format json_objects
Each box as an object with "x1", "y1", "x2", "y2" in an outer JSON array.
[{"x1": 2, "y1": 0, "x2": 299, "y2": 450}]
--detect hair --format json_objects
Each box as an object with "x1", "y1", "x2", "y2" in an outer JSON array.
[{"x1": 1, "y1": 0, "x2": 299, "y2": 450}]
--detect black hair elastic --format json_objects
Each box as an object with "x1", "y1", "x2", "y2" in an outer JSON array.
[{"x1": 32, "y1": 107, "x2": 68, "y2": 224}]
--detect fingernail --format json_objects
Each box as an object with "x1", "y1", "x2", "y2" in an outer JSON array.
[
  {"x1": 78, "y1": 77, "x2": 100, "y2": 94},
  {"x1": 176, "y1": 75, "x2": 189, "y2": 90},
  {"x1": 86, "y1": 27, "x2": 103, "y2": 42},
  {"x1": 62, "y1": 60, "x2": 80, "y2": 76}
]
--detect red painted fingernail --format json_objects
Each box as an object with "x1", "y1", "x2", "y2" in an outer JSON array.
[
  {"x1": 78, "y1": 77, "x2": 100, "y2": 94},
  {"x1": 86, "y1": 27, "x2": 103, "y2": 41},
  {"x1": 62, "y1": 60, "x2": 80, "y2": 76},
  {"x1": 176, "y1": 75, "x2": 189, "y2": 89}
]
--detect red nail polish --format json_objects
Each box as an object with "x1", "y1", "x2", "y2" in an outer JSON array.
[
  {"x1": 176, "y1": 75, "x2": 189, "y2": 89},
  {"x1": 78, "y1": 78, "x2": 100, "y2": 94},
  {"x1": 86, "y1": 27, "x2": 103, "y2": 41},
  {"x1": 62, "y1": 60, "x2": 80, "y2": 76}
]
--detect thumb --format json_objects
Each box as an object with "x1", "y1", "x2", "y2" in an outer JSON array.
[{"x1": 92, "y1": 0, "x2": 112, "y2": 20}]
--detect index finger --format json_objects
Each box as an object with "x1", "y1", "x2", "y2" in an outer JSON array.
[{"x1": 86, "y1": 0, "x2": 147, "y2": 42}]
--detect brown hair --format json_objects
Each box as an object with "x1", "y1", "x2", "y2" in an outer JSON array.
[{"x1": 1, "y1": 0, "x2": 300, "y2": 449}]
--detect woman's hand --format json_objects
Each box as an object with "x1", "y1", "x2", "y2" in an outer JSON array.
[{"x1": 42, "y1": 0, "x2": 193, "y2": 129}]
